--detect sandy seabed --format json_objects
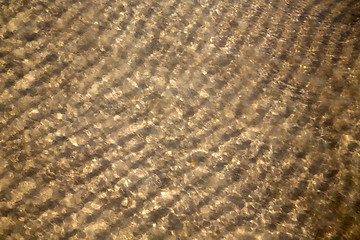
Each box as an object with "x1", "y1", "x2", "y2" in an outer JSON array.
[{"x1": 0, "y1": 0, "x2": 360, "y2": 239}]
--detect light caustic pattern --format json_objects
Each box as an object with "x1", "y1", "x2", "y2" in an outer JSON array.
[{"x1": 0, "y1": 0, "x2": 360, "y2": 239}]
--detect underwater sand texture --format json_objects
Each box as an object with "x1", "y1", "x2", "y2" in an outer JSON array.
[{"x1": 0, "y1": 0, "x2": 360, "y2": 239}]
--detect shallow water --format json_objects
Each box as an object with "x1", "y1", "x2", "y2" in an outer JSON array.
[{"x1": 0, "y1": 0, "x2": 359, "y2": 239}]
